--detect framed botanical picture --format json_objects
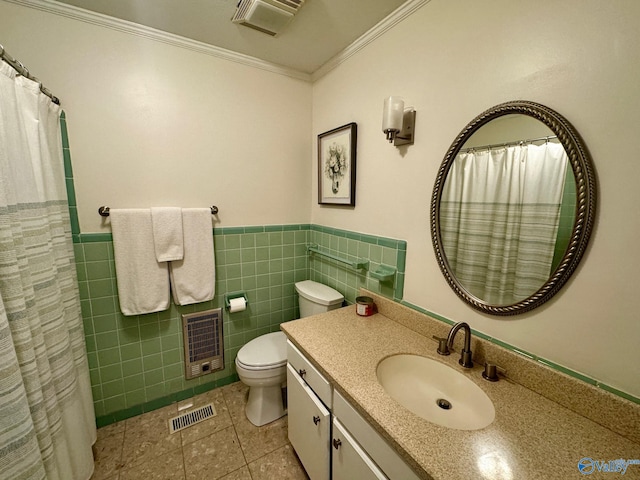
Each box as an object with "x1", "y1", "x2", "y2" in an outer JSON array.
[{"x1": 318, "y1": 122, "x2": 357, "y2": 206}]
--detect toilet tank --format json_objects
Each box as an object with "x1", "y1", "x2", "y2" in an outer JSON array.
[{"x1": 295, "y1": 280, "x2": 344, "y2": 318}]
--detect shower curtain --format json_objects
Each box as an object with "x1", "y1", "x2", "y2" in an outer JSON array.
[
  {"x1": 0, "y1": 61, "x2": 96, "y2": 479},
  {"x1": 440, "y1": 142, "x2": 568, "y2": 305}
]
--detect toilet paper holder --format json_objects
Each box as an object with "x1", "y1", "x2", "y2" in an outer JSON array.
[{"x1": 224, "y1": 292, "x2": 248, "y2": 310}]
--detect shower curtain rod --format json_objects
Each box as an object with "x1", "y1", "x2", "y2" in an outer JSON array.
[
  {"x1": 0, "y1": 44, "x2": 60, "y2": 105},
  {"x1": 459, "y1": 135, "x2": 558, "y2": 153}
]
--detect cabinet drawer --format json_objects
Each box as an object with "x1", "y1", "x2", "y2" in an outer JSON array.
[
  {"x1": 334, "y1": 390, "x2": 421, "y2": 480},
  {"x1": 287, "y1": 340, "x2": 332, "y2": 407}
]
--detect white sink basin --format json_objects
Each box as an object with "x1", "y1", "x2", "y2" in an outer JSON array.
[{"x1": 376, "y1": 354, "x2": 495, "y2": 430}]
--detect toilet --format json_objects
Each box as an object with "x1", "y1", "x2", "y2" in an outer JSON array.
[
  {"x1": 235, "y1": 332, "x2": 288, "y2": 427},
  {"x1": 235, "y1": 280, "x2": 344, "y2": 426}
]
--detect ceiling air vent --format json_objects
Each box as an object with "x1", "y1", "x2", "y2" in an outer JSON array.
[{"x1": 232, "y1": 0, "x2": 306, "y2": 36}]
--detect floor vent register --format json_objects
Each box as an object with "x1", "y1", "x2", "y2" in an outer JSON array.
[{"x1": 169, "y1": 403, "x2": 217, "y2": 434}]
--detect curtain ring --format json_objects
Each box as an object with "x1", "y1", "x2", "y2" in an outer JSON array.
[{"x1": 16, "y1": 61, "x2": 28, "y2": 77}]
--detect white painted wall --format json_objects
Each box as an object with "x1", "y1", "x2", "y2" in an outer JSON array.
[
  {"x1": 312, "y1": 0, "x2": 640, "y2": 397},
  {"x1": 3, "y1": 0, "x2": 639, "y2": 397},
  {"x1": 0, "y1": 1, "x2": 312, "y2": 233}
]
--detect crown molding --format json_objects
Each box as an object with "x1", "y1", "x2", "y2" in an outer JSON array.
[
  {"x1": 7, "y1": 0, "x2": 429, "y2": 83},
  {"x1": 312, "y1": 0, "x2": 431, "y2": 81},
  {"x1": 5, "y1": 0, "x2": 313, "y2": 82}
]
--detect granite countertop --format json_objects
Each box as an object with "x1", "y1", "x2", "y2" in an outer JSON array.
[{"x1": 280, "y1": 304, "x2": 640, "y2": 480}]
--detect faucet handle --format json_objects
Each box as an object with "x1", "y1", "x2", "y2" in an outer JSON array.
[
  {"x1": 432, "y1": 336, "x2": 450, "y2": 356},
  {"x1": 482, "y1": 362, "x2": 506, "y2": 382}
]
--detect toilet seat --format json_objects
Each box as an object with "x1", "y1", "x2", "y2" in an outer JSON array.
[{"x1": 236, "y1": 331, "x2": 286, "y2": 371}]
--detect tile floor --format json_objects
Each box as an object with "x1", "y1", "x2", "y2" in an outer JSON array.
[{"x1": 91, "y1": 382, "x2": 309, "y2": 480}]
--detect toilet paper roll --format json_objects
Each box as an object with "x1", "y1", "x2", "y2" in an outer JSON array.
[{"x1": 229, "y1": 296, "x2": 246, "y2": 313}]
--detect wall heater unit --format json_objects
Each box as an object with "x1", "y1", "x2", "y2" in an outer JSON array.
[
  {"x1": 232, "y1": 0, "x2": 306, "y2": 36},
  {"x1": 182, "y1": 308, "x2": 224, "y2": 379}
]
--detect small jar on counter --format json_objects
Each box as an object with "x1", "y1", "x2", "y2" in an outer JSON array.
[{"x1": 355, "y1": 296, "x2": 375, "y2": 316}]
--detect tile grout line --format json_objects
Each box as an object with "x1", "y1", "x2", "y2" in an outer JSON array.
[
  {"x1": 222, "y1": 385, "x2": 253, "y2": 478},
  {"x1": 180, "y1": 443, "x2": 187, "y2": 480}
]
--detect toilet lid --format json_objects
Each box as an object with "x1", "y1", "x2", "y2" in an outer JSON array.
[
  {"x1": 236, "y1": 331, "x2": 287, "y2": 369},
  {"x1": 295, "y1": 280, "x2": 343, "y2": 306}
]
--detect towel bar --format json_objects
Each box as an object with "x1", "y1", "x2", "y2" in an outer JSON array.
[
  {"x1": 98, "y1": 206, "x2": 219, "y2": 216},
  {"x1": 307, "y1": 244, "x2": 369, "y2": 270}
]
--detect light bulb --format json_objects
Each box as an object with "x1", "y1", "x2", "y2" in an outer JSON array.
[{"x1": 382, "y1": 96, "x2": 404, "y2": 142}]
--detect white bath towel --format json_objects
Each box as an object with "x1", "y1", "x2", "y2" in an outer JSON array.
[
  {"x1": 151, "y1": 207, "x2": 184, "y2": 262},
  {"x1": 169, "y1": 208, "x2": 215, "y2": 305},
  {"x1": 110, "y1": 209, "x2": 170, "y2": 316}
]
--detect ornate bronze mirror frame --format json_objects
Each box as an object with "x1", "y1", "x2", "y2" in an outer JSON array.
[{"x1": 430, "y1": 101, "x2": 597, "y2": 315}]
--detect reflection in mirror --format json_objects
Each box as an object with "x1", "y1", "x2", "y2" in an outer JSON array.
[
  {"x1": 431, "y1": 101, "x2": 596, "y2": 315},
  {"x1": 439, "y1": 115, "x2": 575, "y2": 305}
]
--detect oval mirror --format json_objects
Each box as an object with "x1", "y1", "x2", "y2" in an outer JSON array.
[{"x1": 430, "y1": 101, "x2": 596, "y2": 315}]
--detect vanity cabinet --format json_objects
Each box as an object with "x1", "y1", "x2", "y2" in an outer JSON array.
[{"x1": 287, "y1": 340, "x2": 421, "y2": 480}]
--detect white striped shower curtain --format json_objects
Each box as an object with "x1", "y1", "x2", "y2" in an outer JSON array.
[
  {"x1": 0, "y1": 60, "x2": 96, "y2": 479},
  {"x1": 440, "y1": 142, "x2": 568, "y2": 305}
]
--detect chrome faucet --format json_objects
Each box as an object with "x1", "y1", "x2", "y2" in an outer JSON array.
[{"x1": 446, "y1": 322, "x2": 474, "y2": 368}]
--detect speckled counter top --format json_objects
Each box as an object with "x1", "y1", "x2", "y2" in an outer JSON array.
[{"x1": 280, "y1": 293, "x2": 640, "y2": 480}]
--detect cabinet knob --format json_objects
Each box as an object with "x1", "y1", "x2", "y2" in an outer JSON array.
[
  {"x1": 332, "y1": 438, "x2": 342, "y2": 450},
  {"x1": 298, "y1": 368, "x2": 306, "y2": 377},
  {"x1": 313, "y1": 415, "x2": 320, "y2": 425}
]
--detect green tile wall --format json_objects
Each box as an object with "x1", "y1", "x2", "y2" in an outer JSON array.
[
  {"x1": 309, "y1": 225, "x2": 407, "y2": 303},
  {"x1": 74, "y1": 226, "x2": 313, "y2": 425},
  {"x1": 74, "y1": 226, "x2": 406, "y2": 426}
]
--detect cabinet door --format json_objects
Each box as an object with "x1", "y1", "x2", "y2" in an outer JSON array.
[
  {"x1": 332, "y1": 419, "x2": 388, "y2": 480},
  {"x1": 287, "y1": 364, "x2": 330, "y2": 480},
  {"x1": 333, "y1": 391, "x2": 421, "y2": 480}
]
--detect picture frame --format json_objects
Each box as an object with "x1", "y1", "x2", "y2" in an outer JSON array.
[{"x1": 318, "y1": 122, "x2": 357, "y2": 206}]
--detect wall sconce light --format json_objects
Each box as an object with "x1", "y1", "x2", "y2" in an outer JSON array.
[{"x1": 382, "y1": 96, "x2": 416, "y2": 146}]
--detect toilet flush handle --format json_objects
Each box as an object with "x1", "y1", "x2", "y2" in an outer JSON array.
[{"x1": 298, "y1": 368, "x2": 306, "y2": 377}]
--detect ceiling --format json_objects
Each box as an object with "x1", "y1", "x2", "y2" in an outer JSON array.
[{"x1": 52, "y1": 0, "x2": 409, "y2": 75}]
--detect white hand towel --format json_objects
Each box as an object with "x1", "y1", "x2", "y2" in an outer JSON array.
[
  {"x1": 151, "y1": 207, "x2": 184, "y2": 262},
  {"x1": 169, "y1": 208, "x2": 215, "y2": 305},
  {"x1": 110, "y1": 209, "x2": 170, "y2": 316}
]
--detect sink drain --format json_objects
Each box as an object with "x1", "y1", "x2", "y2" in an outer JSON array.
[{"x1": 436, "y1": 398, "x2": 452, "y2": 410}]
